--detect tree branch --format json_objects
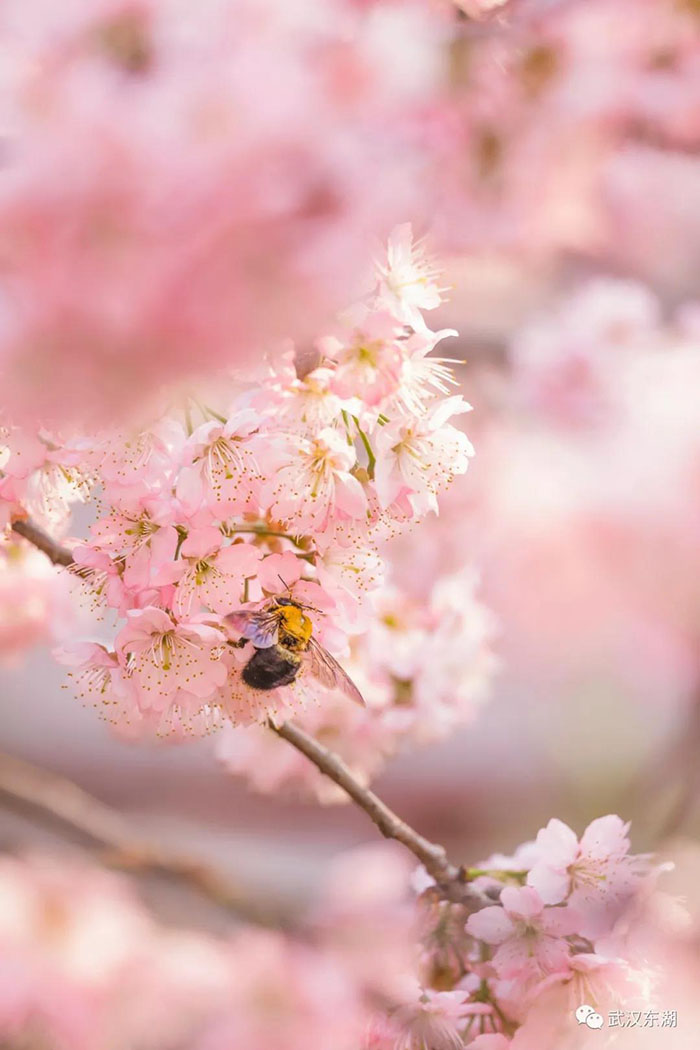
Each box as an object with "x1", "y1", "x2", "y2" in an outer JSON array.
[
  {"x1": 11, "y1": 517, "x2": 488, "y2": 906},
  {"x1": 11, "y1": 519, "x2": 75, "y2": 567},
  {"x1": 271, "y1": 719, "x2": 461, "y2": 886},
  {"x1": 0, "y1": 750, "x2": 291, "y2": 929}
]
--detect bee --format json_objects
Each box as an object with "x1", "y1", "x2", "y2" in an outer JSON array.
[{"x1": 226, "y1": 595, "x2": 365, "y2": 706}]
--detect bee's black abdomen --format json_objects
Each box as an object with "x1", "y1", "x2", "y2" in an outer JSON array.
[{"x1": 242, "y1": 646, "x2": 300, "y2": 690}]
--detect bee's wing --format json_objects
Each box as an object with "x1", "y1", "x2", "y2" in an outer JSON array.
[
  {"x1": 225, "y1": 609, "x2": 279, "y2": 649},
  {"x1": 301, "y1": 637, "x2": 366, "y2": 707}
]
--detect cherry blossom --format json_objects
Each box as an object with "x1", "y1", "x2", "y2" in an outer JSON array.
[
  {"x1": 0, "y1": 0, "x2": 456, "y2": 428},
  {"x1": 388, "y1": 987, "x2": 473, "y2": 1050},
  {"x1": 0, "y1": 538, "x2": 73, "y2": 660},
  {"x1": 375, "y1": 223, "x2": 446, "y2": 330},
  {"x1": 466, "y1": 886, "x2": 578, "y2": 980},
  {"x1": 265, "y1": 427, "x2": 368, "y2": 533},
  {"x1": 172, "y1": 531, "x2": 260, "y2": 618},
  {"x1": 176, "y1": 413, "x2": 263, "y2": 523},
  {"x1": 115, "y1": 607, "x2": 226, "y2": 716},
  {"x1": 374, "y1": 396, "x2": 474, "y2": 515},
  {"x1": 324, "y1": 311, "x2": 405, "y2": 406},
  {"x1": 527, "y1": 816, "x2": 645, "y2": 938}
]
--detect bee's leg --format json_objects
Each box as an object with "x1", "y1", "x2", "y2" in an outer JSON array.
[{"x1": 229, "y1": 638, "x2": 249, "y2": 649}]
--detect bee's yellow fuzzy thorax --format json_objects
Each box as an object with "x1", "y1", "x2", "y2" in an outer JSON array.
[{"x1": 278, "y1": 604, "x2": 313, "y2": 648}]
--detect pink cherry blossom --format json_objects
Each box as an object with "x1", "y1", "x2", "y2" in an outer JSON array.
[
  {"x1": 0, "y1": 0, "x2": 456, "y2": 428},
  {"x1": 70, "y1": 544, "x2": 128, "y2": 613},
  {"x1": 54, "y1": 640, "x2": 143, "y2": 734},
  {"x1": 390, "y1": 988, "x2": 471, "y2": 1050},
  {"x1": 508, "y1": 953, "x2": 653, "y2": 1050},
  {"x1": 527, "y1": 816, "x2": 644, "y2": 937},
  {"x1": 176, "y1": 413, "x2": 263, "y2": 523},
  {"x1": 390, "y1": 328, "x2": 459, "y2": 418},
  {"x1": 0, "y1": 538, "x2": 73, "y2": 660},
  {"x1": 38, "y1": 222, "x2": 488, "y2": 744},
  {"x1": 266, "y1": 427, "x2": 368, "y2": 532},
  {"x1": 375, "y1": 223, "x2": 446, "y2": 330},
  {"x1": 466, "y1": 886, "x2": 577, "y2": 979},
  {"x1": 0, "y1": 427, "x2": 47, "y2": 479},
  {"x1": 1, "y1": 4, "x2": 699, "y2": 1047},
  {"x1": 115, "y1": 607, "x2": 226, "y2": 715},
  {"x1": 374, "y1": 396, "x2": 473, "y2": 514},
  {"x1": 94, "y1": 419, "x2": 187, "y2": 508},
  {"x1": 323, "y1": 311, "x2": 404, "y2": 406},
  {"x1": 173, "y1": 532, "x2": 261, "y2": 617}
]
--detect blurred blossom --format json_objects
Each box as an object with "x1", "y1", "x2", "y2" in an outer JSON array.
[
  {"x1": 0, "y1": 538, "x2": 74, "y2": 662},
  {"x1": 441, "y1": 279, "x2": 700, "y2": 719},
  {"x1": 0, "y1": 0, "x2": 452, "y2": 427},
  {"x1": 0, "y1": 812, "x2": 687, "y2": 1047},
  {"x1": 1, "y1": 0, "x2": 699, "y2": 425}
]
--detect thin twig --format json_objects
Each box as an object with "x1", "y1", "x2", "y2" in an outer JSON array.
[
  {"x1": 271, "y1": 719, "x2": 461, "y2": 886},
  {"x1": 0, "y1": 750, "x2": 290, "y2": 929},
  {"x1": 11, "y1": 519, "x2": 75, "y2": 567}
]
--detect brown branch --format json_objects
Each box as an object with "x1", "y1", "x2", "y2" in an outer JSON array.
[
  {"x1": 11, "y1": 519, "x2": 75, "y2": 567},
  {"x1": 0, "y1": 750, "x2": 291, "y2": 929},
  {"x1": 271, "y1": 719, "x2": 463, "y2": 887},
  {"x1": 11, "y1": 517, "x2": 488, "y2": 906}
]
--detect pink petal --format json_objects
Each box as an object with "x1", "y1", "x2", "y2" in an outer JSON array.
[
  {"x1": 540, "y1": 905, "x2": 579, "y2": 938},
  {"x1": 149, "y1": 525, "x2": 179, "y2": 567},
  {"x1": 491, "y1": 937, "x2": 535, "y2": 978},
  {"x1": 152, "y1": 560, "x2": 186, "y2": 587},
  {"x1": 526, "y1": 865, "x2": 571, "y2": 906},
  {"x1": 175, "y1": 464, "x2": 205, "y2": 515},
  {"x1": 533, "y1": 819, "x2": 579, "y2": 868},
  {"x1": 215, "y1": 542, "x2": 260, "y2": 576},
  {"x1": 122, "y1": 545, "x2": 152, "y2": 590},
  {"x1": 373, "y1": 453, "x2": 399, "y2": 509},
  {"x1": 181, "y1": 526, "x2": 222, "y2": 559},
  {"x1": 580, "y1": 815, "x2": 630, "y2": 861},
  {"x1": 501, "y1": 886, "x2": 543, "y2": 922},
  {"x1": 469, "y1": 1036, "x2": 511, "y2": 1050},
  {"x1": 5, "y1": 430, "x2": 46, "y2": 477},
  {"x1": 335, "y1": 472, "x2": 368, "y2": 519},
  {"x1": 466, "y1": 906, "x2": 516, "y2": 945},
  {"x1": 258, "y1": 552, "x2": 302, "y2": 591},
  {"x1": 116, "y1": 607, "x2": 173, "y2": 650},
  {"x1": 533, "y1": 935, "x2": 571, "y2": 974}
]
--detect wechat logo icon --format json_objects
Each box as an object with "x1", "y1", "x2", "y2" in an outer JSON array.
[{"x1": 576, "y1": 1004, "x2": 605, "y2": 1030}]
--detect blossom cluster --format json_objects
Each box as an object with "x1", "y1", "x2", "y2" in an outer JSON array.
[
  {"x1": 386, "y1": 815, "x2": 661, "y2": 1049},
  {"x1": 1, "y1": 227, "x2": 488, "y2": 772},
  {"x1": 0, "y1": 816, "x2": 677, "y2": 1050}
]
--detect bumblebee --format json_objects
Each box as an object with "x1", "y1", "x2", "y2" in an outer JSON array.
[{"x1": 226, "y1": 596, "x2": 365, "y2": 706}]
